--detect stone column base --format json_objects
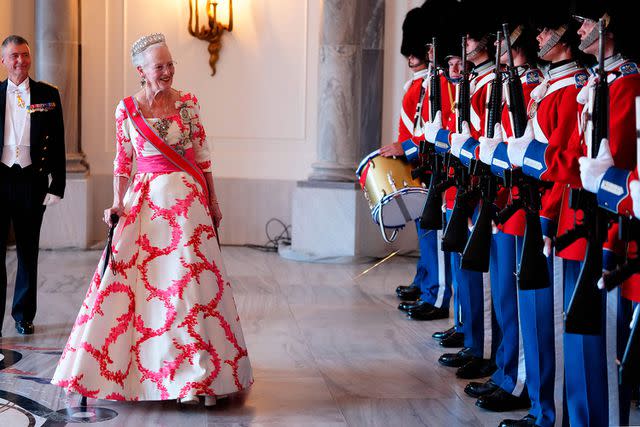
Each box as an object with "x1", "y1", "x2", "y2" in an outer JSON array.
[
  {"x1": 279, "y1": 180, "x2": 417, "y2": 263},
  {"x1": 40, "y1": 174, "x2": 91, "y2": 249}
]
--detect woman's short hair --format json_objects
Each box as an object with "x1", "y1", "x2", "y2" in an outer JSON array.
[{"x1": 130, "y1": 33, "x2": 166, "y2": 67}]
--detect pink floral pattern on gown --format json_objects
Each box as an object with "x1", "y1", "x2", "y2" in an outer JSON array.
[{"x1": 51, "y1": 92, "x2": 253, "y2": 401}]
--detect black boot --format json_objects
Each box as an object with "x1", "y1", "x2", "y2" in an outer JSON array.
[
  {"x1": 476, "y1": 388, "x2": 531, "y2": 412},
  {"x1": 395, "y1": 284, "x2": 421, "y2": 300}
]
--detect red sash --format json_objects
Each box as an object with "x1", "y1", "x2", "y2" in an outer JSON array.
[{"x1": 122, "y1": 96, "x2": 208, "y2": 194}]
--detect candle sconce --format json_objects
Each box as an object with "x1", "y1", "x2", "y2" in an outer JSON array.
[{"x1": 188, "y1": 0, "x2": 233, "y2": 76}]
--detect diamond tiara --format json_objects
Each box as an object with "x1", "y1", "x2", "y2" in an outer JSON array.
[{"x1": 131, "y1": 33, "x2": 166, "y2": 56}]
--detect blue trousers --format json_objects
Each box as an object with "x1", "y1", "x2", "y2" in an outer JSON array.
[
  {"x1": 414, "y1": 220, "x2": 452, "y2": 309},
  {"x1": 445, "y1": 210, "x2": 485, "y2": 357},
  {"x1": 517, "y1": 238, "x2": 556, "y2": 427},
  {"x1": 489, "y1": 232, "x2": 524, "y2": 395},
  {"x1": 563, "y1": 259, "x2": 608, "y2": 427}
]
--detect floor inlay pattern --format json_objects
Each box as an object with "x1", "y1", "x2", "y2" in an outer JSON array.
[{"x1": 1, "y1": 247, "x2": 637, "y2": 426}]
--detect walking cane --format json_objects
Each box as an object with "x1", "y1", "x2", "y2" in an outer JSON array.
[{"x1": 102, "y1": 214, "x2": 120, "y2": 277}]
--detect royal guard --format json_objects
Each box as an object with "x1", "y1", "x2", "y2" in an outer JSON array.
[
  {"x1": 574, "y1": 1, "x2": 640, "y2": 425},
  {"x1": 505, "y1": 1, "x2": 609, "y2": 425},
  {"x1": 465, "y1": 11, "x2": 546, "y2": 415},
  {"x1": 424, "y1": 2, "x2": 497, "y2": 380},
  {"x1": 380, "y1": 5, "x2": 453, "y2": 322}
]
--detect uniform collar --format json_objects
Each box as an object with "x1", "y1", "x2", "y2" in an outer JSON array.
[
  {"x1": 472, "y1": 60, "x2": 493, "y2": 77},
  {"x1": 412, "y1": 68, "x2": 430, "y2": 80},
  {"x1": 546, "y1": 60, "x2": 580, "y2": 80},
  {"x1": 603, "y1": 53, "x2": 626, "y2": 72}
]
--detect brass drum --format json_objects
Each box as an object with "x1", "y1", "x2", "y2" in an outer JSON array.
[{"x1": 356, "y1": 150, "x2": 428, "y2": 242}]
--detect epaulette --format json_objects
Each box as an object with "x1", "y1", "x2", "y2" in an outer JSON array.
[
  {"x1": 525, "y1": 69, "x2": 542, "y2": 85},
  {"x1": 619, "y1": 62, "x2": 639, "y2": 76},
  {"x1": 574, "y1": 72, "x2": 589, "y2": 88}
]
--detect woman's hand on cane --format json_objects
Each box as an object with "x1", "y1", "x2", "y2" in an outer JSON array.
[{"x1": 104, "y1": 205, "x2": 125, "y2": 225}]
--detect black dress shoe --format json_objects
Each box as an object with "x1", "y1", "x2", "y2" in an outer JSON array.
[
  {"x1": 407, "y1": 306, "x2": 449, "y2": 321},
  {"x1": 438, "y1": 348, "x2": 474, "y2": 367},
  {"x1": 476, "y1": 388, "x2": 531, "y2": 412},
  {"x1": 499, "y1": 414, "x2": 538, "y2": 427},
  {"x1": 15, "y1": 321, "x2": 34, "y2": 335},
  {"x1": 432, "y1": 326, "x2": 456, "y2": 340},
  {"x1": 464, "y1": 379, "x2": 499, "y2": 398},
  {"x1": 395, "y1": 285, "x2": 421, "y2": 300},
  {"x1": 456, "y1": 358, "x2": 496, "y2": 379},
  {"x1": 439, "y1": 331, "x2": 465, "y2": 348},
  {"x1": 398, "y1": 299, "x2": 432, "y2": 312}
]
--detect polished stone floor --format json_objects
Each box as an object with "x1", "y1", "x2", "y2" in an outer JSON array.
[{"x1": 0, "y1": 247, "x2": 634, "y2": 426}]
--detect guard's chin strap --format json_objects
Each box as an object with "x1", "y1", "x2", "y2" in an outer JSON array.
[
  {"x1": 467, "y1": 35, "x2": 488, "y2": 60},
  {"x1": 538, "y1": 25, "x2": 567, "y2": 59}
]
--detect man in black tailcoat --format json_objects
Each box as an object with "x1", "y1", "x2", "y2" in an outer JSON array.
[{"x1": 0, "y1": 35, "x2": 65, "y2": 336}]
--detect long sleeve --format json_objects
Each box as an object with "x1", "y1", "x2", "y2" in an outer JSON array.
[
  {"x1": 187, "y1": 95, "x2": 212, "y2": 173},
  {"x1": 521, "y1": 87, "x2": 584, "y2": 186},
  {"x1": 113, "y1": 101, "x2": 134, "y2": 178}
]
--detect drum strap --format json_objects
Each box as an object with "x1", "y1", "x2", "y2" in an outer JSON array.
[{"x1": 122, "y1": 96, "x2": 208, "y2": 194}]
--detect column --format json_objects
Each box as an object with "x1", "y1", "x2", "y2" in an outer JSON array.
[
  {"x1": 35, "y1": 0, "x2": 87, "y2": 174},
  {"x1": 35, "y1": 0, "x2": 91, "y2": 248},
  {"x1": 281, "y1": 0, "x2": 417, "y2": 262},
  {"x1": 309, "y1": 0, "x2": 385, "y2": 182}
]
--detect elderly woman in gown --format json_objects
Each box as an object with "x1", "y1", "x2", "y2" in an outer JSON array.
[{"x1": 51, "y1": 33, "x2": 253, "y2": 405}]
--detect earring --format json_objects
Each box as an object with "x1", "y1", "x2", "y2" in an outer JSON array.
[{"x1": 140, "y1": 77, "x2": 146, "y2": 86}]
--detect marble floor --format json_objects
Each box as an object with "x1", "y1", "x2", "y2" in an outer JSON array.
[{"x1": 0, "y1": 247, "x2": 635, "y2": 426}]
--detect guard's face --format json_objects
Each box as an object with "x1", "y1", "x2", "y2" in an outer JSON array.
[
  {"x1": 139, "y1": 45, "x2": 175, "y2": 92},
  {"x1": 536, "y1": 28, "x2": 561, "y2": 61},
  {"x1": 465, "y1": 35, "x2": 483, "y2": 61},
  {"x1": 407, "y1": 54, "x2": 426, "y2": 71},
  {"x1": 1, "y1": 43, "x2": 31, "y2": 84},
  {"x1": 448, "y1": 57, "x2": 462, "y2": 79},
  {"x1": 577, "y1": 18, "x2": 598, "y2": 55}
]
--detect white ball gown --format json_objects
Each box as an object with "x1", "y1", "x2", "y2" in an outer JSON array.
[{"x1": 51, "y1": 93, "x2": 253, "y2": 401}]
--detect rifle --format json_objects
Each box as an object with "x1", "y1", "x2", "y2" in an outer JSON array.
[
  {"x1": 441, "y1": 36, "x2": 477, "y2": 253},
  {"x1": 620, "y1": 305, "x2": 640, "y2": 386},
  {"x1": 494, "y1": 23, "x2": 551, "y2": 290},
  {"x1": 420, "y1": 37, "x2": 448, "y2": 230},
  {"x1": 459, "y1": 31, "x2": 503, "y2": 272},
  {"x1": 558, "y1": 19, "x2": 609, "y2": 335},
  {"x1": 602, "y1": 216, "x2": 640, "y2": 290}
]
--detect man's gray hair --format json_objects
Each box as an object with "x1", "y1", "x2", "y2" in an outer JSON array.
[{"x1": 1, "y1": 35, "x2": 29, "y2": 53}]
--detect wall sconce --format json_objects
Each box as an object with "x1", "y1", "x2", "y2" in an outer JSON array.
[{"x1": 188, "y1": 0, "x2": 233, "y2": 76}]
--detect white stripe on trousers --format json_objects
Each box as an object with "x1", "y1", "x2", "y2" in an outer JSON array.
[
  {"x1": 553, "y1": 255, "x2": 564, "y2": 427},
  {"x1": 606, "y1": 288, "x2": 620, "y2": 426},
  {"x1": 483, "y1": 271, "x2": 492, "y2": 360},
  {"x1": 513, "y1": 274, "x2": 527, "y2": 397},
  {"x1": 434, "y1": 229, "x2": 446, "y2": 308}
]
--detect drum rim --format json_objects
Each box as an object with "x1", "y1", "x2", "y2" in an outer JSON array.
[{"x1": 355, "y1": 149, "x2": 381, "y2": 177}]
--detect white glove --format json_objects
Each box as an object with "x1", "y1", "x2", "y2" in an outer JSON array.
[
  {"x1": 479, "y1": 123, "x2": 503, "y2": 165},
  {"x1": 450, "y1": 121, "x2": 471, "y2": 158},
  {"x1": 578, "y1": 138, "x2": 613, "y2": 193},
  {"x1": 507, "y1": 120, "x2": 534, "y2": 167},
  {"x1": 543, "y1": 236, "x2": 552, "y2": 258},
  {"x1": 424, "y1": 111, "x2": 443, "y2": 144},
  {"x1": 43, "y1": 193, "x2": 61, "y2": 206},
  {"x1": 630, "y1": 179, "x2": 640, "y2": 219}
]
